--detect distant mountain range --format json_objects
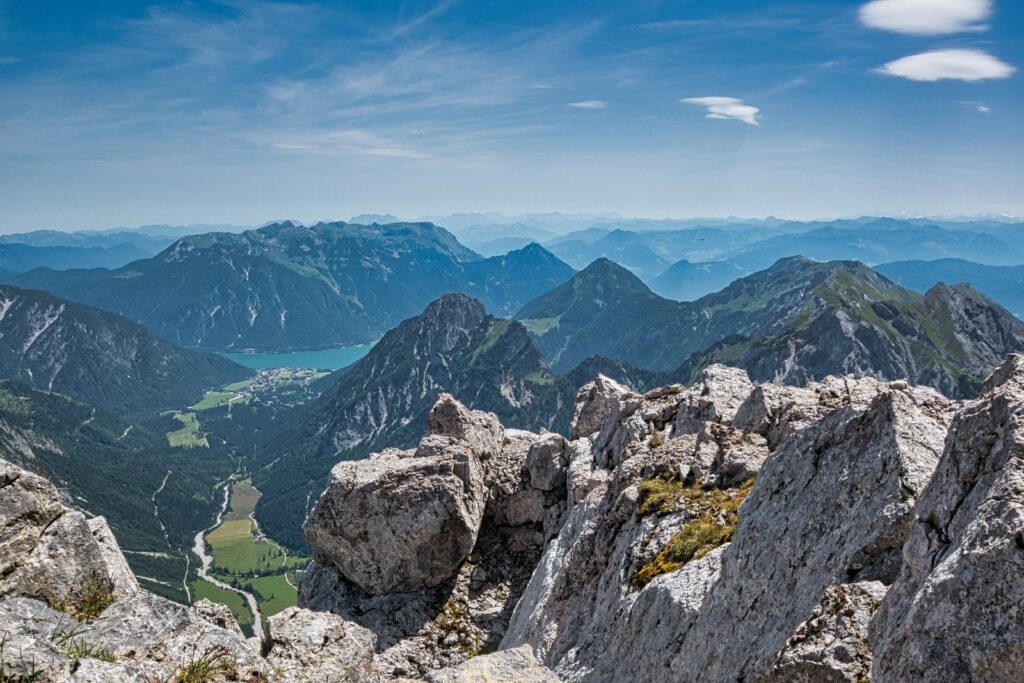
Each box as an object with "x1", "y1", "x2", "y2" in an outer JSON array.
[
  {"x1": 448, "y1": 217, "x2": 1024, "y2": 302},
  {"x1": 252, "y1": 293, "x2": 655, "y2": 548},
  {"x1": 649, "y1": 259, "x2": 746, "y2": 301},
  {"x1": 720, "y1": 219, "x2": 1024, "y2": 272},
  {"x1": 0, "y1": 284, "x2": 249, "y2": 418},
  {"x1": 0, "y1": 223, "x2": 250, "y2": 252},
  {"x1": 877, "y1": 258, "x2": 1024, "y2": 320},
  {"x1": 0, "y1": 242, "x2": 154, "y2": 273},
  {"x1": 516, "y1": 257, "x2": 1024, "y2": 398},
  {"x1": 8, "y1": 222, "x2": 575, "y2": 351}
]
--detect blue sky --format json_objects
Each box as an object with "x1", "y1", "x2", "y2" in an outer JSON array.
[{"x1": 0, "y1": 0, "x2": 1021, "y2": 230}]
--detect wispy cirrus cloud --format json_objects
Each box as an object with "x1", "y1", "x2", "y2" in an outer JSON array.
[
  {"x1": 682, "y1": 97, "x2": 761, "y2": 126},
  {"x1": 877, "y1": 49, "x2": 1015, "y2": 82},
  {"x1": 859, "y1": 0, "x2": 992, "y2": 36},
  {"x1": 567, "y1": 100, "x2": 608, "y2": 109}
]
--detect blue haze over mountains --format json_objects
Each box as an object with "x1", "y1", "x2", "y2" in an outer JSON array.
[
  {"x1": 4, "y1": 213, "x2": 1024, "y2": 321},
  {"x1": 3, "y1": 213, "x2": 1024, "y2": 562}
]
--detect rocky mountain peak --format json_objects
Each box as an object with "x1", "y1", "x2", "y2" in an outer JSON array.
[{"x1": 296, "y1": 357, "x2": 1023, "y2": 681}]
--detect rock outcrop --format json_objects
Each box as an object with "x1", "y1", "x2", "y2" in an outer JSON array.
[
  {"x1": 669, "y1": 383, "x2": 953, "y2": 681},
  {"x1": 301, "y1": 394, "x2": 567, "y2": 678},
  {"x1": 8, "y1": 353, "x2": 1023, "y2": 682},
  {"x1": 424, "y1": 645, "x2": 561, "y2": 682},
  {"x1": 265, "y1": 607, "x2": 382, "y2": 682},
  {"x1": 304, "y1": 419, "x2": 490, "y2": 594},
  {"x1": 300, "y1": 358, "x2": 1023, "y2": 682},
  {"x1": 1, "y1": 458, "x2": 140, "y2": 610},
  {"x1": 0, "y1": 456, "x2": 392, "y2": 683},
  {"x1": 869, "y1": 354, "x2": 1024, "y2": 681}
]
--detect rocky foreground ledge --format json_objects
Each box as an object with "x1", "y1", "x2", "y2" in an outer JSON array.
[
  {"x1": 2, "y1": 357, "x2": 1023, "y2": 681},
  {"x1": 0, "y1": 450, "x2": 550, "y2": 681},
  {"x1": 301, "y1": 356, "x2": 1024, "y2": 682}
]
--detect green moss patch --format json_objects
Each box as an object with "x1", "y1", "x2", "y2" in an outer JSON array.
[{"x1": 633, "y1": 479, "x2": 754, "y2": 587}]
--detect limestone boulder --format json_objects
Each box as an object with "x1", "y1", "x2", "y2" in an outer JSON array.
[
  {"x1": 425, "y1": 645, "x2": 561, "y2": 682},
  {"x1": 870, "y1": 355, "x2": 1024, "y2": 682},
  {"x1": 570, "y1": 375, "x2": 636, "y2": 440},
  {"x1": 671, "y1": 364, "x2": 753, "y2": 435},
  {"x1": 266, "y1": 607, "x2": 382, "y2": 682},
  {"x1": 0, "y1": 459, "x2": 137, "y2": 611},
  {"x1": 527, "y1": 433, "x2": 568, "y2": 491},
  {"x1": 305, "y1": 440, "x2": 487, "y2": 594}
]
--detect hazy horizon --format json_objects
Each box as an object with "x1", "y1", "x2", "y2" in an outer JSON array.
[{"x1": 5, "y1": 210, "x2": 1024, "y2": 237}]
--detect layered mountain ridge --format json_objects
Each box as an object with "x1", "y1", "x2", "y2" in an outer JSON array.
[
  {"x1": 8, "y1": 221, "x2": 575, "y2": 351},
  {"x1": 517, "y1": 256, "x2": 1024, "y2": 397}
]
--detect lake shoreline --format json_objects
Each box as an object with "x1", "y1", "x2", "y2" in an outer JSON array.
[{"x1": 216, "y1": 342, "x2": 376, "y2": 370}]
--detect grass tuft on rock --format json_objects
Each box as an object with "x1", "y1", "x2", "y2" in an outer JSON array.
[
  {"x1": 174, "y1": 645, "x2": 236, "y2": 683},
  {"x1": 50, "y1": 621, "x2": 116, "y2": 666},
  {"x1": 54, "y1": 573, "x2": 115, "y2": 622},
  {"x1": 637, "y1": 477, "x2": 684, "y2": 516},
  {"x1": 632, "y1": 479, "x2": 755, "y2": 588},
  {"x1": 1, "y1": 633, "x2": 42, "y2": 682}
]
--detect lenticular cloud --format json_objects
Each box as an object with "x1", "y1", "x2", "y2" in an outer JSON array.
[
  {"x1": 877, "y1": 49, "x2": 1015, "y2": 82},
  {"x1": 859, "y1": 0, "x2": 992, "y2": 36},
  {"x1": 682, "y1": 97, "x2": 761, "y2": 126}
]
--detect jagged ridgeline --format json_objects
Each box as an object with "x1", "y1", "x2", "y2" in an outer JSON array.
[
  {"x1": 293, "y1": 357, "x2": 1024, "y2": 681},
  {"x1": 252, "y1": 293, "x2": 657, "y2": 550},
  {"x1": 515, "y1": 256, "x2": 1024, "y2": 396},
  {"x1": 8, "y1": 221, "x2": 575, "y2": 351}
]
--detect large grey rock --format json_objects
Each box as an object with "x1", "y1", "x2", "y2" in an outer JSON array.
[
  {"x1": 266, "y1": 606, "x2": 382, "y2": 682},
  {"x1": 570, "y1": 375, "x2": 636, "y2": 440},
  {"x1": 305, "y1": 441, "x2": 488, "y2": 595},
  {"x1": 427, "y1": 393, "x2": 505, "y2": 461},
  {"x1": 670, "y1": 387, "x2": 953, "y2": 682},
  {"x1": 425, "y1": 645, "x2": 561, "y2": 682},
  {"x1": 192, "y1": 598, "x2": 244, "y2": 638},
  {"x1": 86, "y1": 591, "x2": 269, "y2": 681},
  {"x1": 0, "y1": 596, "x2": 74, "y2": 681},
  {"x1": 527, "y1": 433, "x2": 568, "y2": 491},
  {"x1": 0, "y1": 459, "x2": 135, "y2": 612},
  {"x1": 300, "y1": 397, "x2": 558, "y2": 678},
  {"x1": 671, "y1": 364, "x2": 753, "y2": 435},
  {"x1": 86, "y1": 517, "x2": 140, "y2": 599},
  {"x1": 870, "y1": 355, "x2": 1024, "y2": 682},
  {"x1": 766, "y1": 581, "x2": 887, "y2": 683},
  {"x1": 0, "y1": 592, "x2": 267, "y2": 683},
  {"x1": 586, "y1": 547, "x2": 726, "y2": 682}
]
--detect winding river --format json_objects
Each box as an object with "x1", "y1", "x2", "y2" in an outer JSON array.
[{"x1": 192, "y1": 481, "x2": 265, "y2": 642}]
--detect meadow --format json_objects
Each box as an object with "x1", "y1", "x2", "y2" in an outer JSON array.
[
  {"x1": 201, "y1": 479, "x2": 308, "y2": 625},
  {"x1": 163, "y1": 410, "x2": 208, "y2": 448}
]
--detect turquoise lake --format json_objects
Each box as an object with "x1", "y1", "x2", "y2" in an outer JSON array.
[{"x1": 219, "y1": 343, "x2": 374, "y2": 370}]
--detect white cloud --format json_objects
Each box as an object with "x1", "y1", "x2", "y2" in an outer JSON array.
[
  {"x1": 859, "y1": 0, "x2": 992, "y2": 36},
  {"x1": 568, "y1": 100, "x2": 608, "y2": 109},
  {"x1": 976, "y1": 104, "x2": 992, "y2": 113},
  {"x1": 682, "y1": 97, "x2": 761, "y2": 126},
  {"x1": 877, "y1": 49, "x2": 1015, "y2": 82}
]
